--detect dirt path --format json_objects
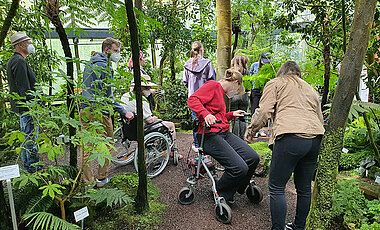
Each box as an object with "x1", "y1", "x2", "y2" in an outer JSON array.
[{"x1": 110, "y1": 133, "x2": 298, "y2": 229}]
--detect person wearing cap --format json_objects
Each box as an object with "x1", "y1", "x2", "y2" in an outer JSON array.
[
  {"x1": 7, "y1": 32, "x2": 40, "y2": 172},
  {"x1": 120, "y1": 74, "x2": 183, "y2": 159},
  {"x1": 188, "y1": 68, "x2": 260, "y2": 204},
  {"x1": 79, "y1": 37, "x2": 134, "y2": 188},
  {"x1": 249, "y1": 52, "x2": 271, "y2": 137}
]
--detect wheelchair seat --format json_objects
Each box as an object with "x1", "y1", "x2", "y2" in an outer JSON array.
[{"x1": 121, "y1": 118, "x2": 168, "y2": 142}]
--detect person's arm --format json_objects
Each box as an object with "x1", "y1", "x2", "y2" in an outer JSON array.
[
  {"x1": 182, "y1": 69, "x2": 188, "y2": 87},
  {"x1": 207, "y1": 62, "x2": 216, "y2": 81},
  {"x1": 187, "y1": 83, "x2": 214, "y2": 121},
  {"x1": 246, "y1": 80, "x2": 277, "y2": 137}
]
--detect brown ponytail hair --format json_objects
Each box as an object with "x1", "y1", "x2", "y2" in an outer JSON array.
[
  {"x1": 190, "y1": 41, "x2": 203, "y2": 70},
  {"x1": 231, "y1": 55, "x2": 249, "y2": 75}
]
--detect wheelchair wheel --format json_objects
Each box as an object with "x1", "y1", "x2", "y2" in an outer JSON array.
[
  {"x1": 134, "y1": 132, "x2": 170, "y2": 178},
  {"x1": 173, "y1": 150, "x2": 179, "y2": 165},
  {"x1": 215, "y1": 203, "x2": 232, "y2": 224},
  {"x1": 178, "y1": 187, "x2": 195, "y2": 205},
  {"x1": 246, "y1": 181, "x2": 263, "y2": 204},
  {"x1": 112, "y1": 127, "x2": 134, "y2": 166}
]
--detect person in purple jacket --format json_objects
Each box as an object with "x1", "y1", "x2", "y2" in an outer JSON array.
[{"x1": 183, "y1": 41, "x2": 216, "y2": 152}]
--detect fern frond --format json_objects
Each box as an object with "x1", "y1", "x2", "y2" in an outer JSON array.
[
  {"x1": 84, "y1": 188, "x2": 134, "y2": 207},
  {"x1": 23, "y1": 212, "x2": 81, "y2": 230},
  {"x1": 25, "y1": 195, "x2": 55, "y2": 214}
]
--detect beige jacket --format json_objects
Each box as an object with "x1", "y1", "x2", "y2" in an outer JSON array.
[{"x1": 246, "y1": 75, "x2": 325, "y2": 147}]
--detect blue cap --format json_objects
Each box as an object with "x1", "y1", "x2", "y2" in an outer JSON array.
[{"x1": 261, "y1": 52, "x2": 271, "y2": 64}]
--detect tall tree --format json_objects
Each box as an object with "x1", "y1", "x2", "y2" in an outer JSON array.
[
  {"x1": 216, "y1": 0, "x2": 232, "y2": 80},
  {"x1": 42, "y1": 0, "x2": 76, "y2": 167},
  {"x1": 0, "y1": 0, "x2": 20, "y2": 48},
  {"x1": 125, "y1": 0, "x2": 149, "y2": 213},
  {"x1": 306, "y1": 0, "x2": 378, "y2": 228}
]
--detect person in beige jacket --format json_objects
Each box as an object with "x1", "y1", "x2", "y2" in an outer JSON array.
[{"x1": 245, "y1": 61, "x2": 324, "y2": 230}]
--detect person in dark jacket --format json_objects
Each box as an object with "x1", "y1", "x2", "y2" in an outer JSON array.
[
  {"x1": 183, "y1": 41, "x2": 216, "y2": 152},
  {"x1": 7, "y1": 32, "x2": 40, "y2": 172},
  {"x1": 80, "y1": 37, "x2": 134, "y2": 187},
  {"x1": 230, "y1": 55, "x2": 250, "y2": 140}
]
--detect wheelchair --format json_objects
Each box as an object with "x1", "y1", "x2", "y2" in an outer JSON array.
[
  {"x1": 178, "y1": 120, "x2": 263, "y2": 224},
  {"x1": 112, "y1": 117, "x2": 178, "y2": 178}
]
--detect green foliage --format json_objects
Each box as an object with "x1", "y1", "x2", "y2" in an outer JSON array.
[
  {"x1": 360, "y1": 223, "x2": 380, "y2": 230},
  {"x1": 23, "y1": 212, "x2": 81, "y2": 230},
  {"x1": 331, "y1": 180, "x2": 369, "y2": 229},
  {"x1": 84, "y1": 188, "x2": 134, "y2": 207},
  {"x1": 161, "y1": 79, "x2": 191, "y2": 123},
  {"x1": 249, "y1": 142, "x2": 272, "y2": 177}
]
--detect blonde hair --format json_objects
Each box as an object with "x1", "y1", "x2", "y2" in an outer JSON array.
[
  {"x1": 231, "y1": 55, "x2": 249, "y2": 75},
  {"x1": 102, "y1": 37, "x2": 121, "y2": 52},
  {"x1": 190, "y1": 41, "x2": 203, "y2": 70},
  {"x1": 223, "y1": 68, "x2": 243, "y2": 84}
]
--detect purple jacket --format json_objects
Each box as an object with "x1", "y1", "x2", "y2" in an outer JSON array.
[{"x1": 183, "y1": 57, "x2": 216, "y2": 97}]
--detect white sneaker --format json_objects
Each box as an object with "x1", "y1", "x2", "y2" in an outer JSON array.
[
  {"x1": 192, "y1": 144, "x2": 199, "y2": 153},
  {"x1": 95, "y1": 177, "x2": 111, "y2": 188}
]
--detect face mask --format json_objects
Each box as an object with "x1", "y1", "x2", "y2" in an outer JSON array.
[
  {"x1": 27, "y1": 44, "x2": 35, "y2": 54},
  {"x1": 142, "y1": 89, "x2": 151, "y2": 97},
  {"x1": 110, "y1": 52, "x2": 121, "y2": 63}
]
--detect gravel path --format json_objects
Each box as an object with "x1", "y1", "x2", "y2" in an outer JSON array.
[{"x1": 110, "y1": 133, "x2": 298, "y2": 229}]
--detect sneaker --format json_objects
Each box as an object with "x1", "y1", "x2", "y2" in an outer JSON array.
[
  {"x1": 192, "y1": 143, "x2": 199, "y2": 153},
  {"x1": 95, "y1": 177, "x2": 111, "y2": 188},
  {"x1": 258, "y1": 130, "x2": 267, "y2": 137},
  {"x1": 285, "y1": 222, "x2": 296, "y2": 230},
  {"x1": 84, "y1": 184, "x2": 94, "y2": 192}
]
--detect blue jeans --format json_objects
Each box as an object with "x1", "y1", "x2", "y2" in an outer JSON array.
[
  {"x1": 191, "y1": 110, "x2": 199, "y2": 147},
  {"x1": 269, "y1": 134, "x2": 322, "y2": 230},
  {"x1": 19, "y1": 114, "x2": 39, "y2": 172},
  {"x1": 199, "y1": 131, "x2": 260, "y2": 202}
]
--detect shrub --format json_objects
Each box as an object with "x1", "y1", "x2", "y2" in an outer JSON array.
[{"x1": 249, "y1": 142, "x2": 272, "y2": 177}]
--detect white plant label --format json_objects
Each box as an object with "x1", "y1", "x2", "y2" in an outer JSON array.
[
  {"x1": 342, "y1": 148, "x2": 349, "y2": 154},
  {"x1": 0, "y1": 165, "x2": 20, "y2": 181},
  {"x1": 74, "y1": 206, "x2": 89, "y2": 222}
]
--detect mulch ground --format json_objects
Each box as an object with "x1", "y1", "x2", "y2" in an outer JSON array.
[{"x1": 108, "y1": 133, "x2": 298, "y2": 230}]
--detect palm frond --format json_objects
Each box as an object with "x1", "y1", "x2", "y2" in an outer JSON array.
[
  {"x1": 23, "y1": 212, "x2": 81, "y2": 230},
  {"x1": 25, "y1": 196, "x2": 55, "y2": 214}
]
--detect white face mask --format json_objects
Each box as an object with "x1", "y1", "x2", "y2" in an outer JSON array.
[
  {"x1": 110, "y1": 52, "x2": 121, "y2": 63},
  {"x1": 142, "y1": 89, "x2": 151, "y2": 97},
  {"x1": 27, "y1": 44, "x2": 35, "y2": 54}
]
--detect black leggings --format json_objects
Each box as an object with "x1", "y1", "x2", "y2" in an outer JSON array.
[
  {"x1": 269, "y1": 134, "x2": 322, "y2": 230},
  {"x1": 198, "y1": 131, "x2": 260, "y2": 202}
]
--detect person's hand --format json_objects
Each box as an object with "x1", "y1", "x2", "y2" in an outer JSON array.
[
  {"x1": 152, "y1": 116, "x2": 159, "y2": 122},
  {"x1": 125, "y1": 112, "x2": 134, "y2": 120},
  {"x1": 233, "y1": 110, "x2": 245, "y2": 117},
  {"x1": 204, "y1": 114, "x2": 216, "y2": 127},
  {"x1": 244, "y1": 129, "x2": 254, "y2": 144}
]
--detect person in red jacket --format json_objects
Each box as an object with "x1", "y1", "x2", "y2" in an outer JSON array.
[{"x1": 188, "y1": 69, "x2": 260, "y2": 204}]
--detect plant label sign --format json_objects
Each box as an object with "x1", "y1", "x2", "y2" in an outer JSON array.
[
  {"x1": 74, "y1": 206, "x2": 89, "y2": 222},
  {"x1": 0, "y1": 165, "x2": 20, "y2": 181}
]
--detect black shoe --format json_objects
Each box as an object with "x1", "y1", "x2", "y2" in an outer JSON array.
[{"x1": 285, "y1": 223, "x2": 296, "y2": 230}]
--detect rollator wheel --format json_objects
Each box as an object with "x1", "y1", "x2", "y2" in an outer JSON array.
[
  {"x1": 178, "y1": 187, "x2": 195, "y2": 205},
  {"x1": 215, "y1": 203, "x2": 232, "y2": 224},
  {"x1": 246, "y1": 183, "x2": 263, "y2": 204}
]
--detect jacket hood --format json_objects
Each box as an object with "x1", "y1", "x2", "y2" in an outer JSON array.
[
  {"x1": 90, "y1": 52, "x2": 108, "y2": 64},
  {"x1": 184, "y1": 57, "x2": 211, "y2": 73}
]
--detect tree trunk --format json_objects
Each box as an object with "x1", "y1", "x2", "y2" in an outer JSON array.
[
  {"x1": 0, "y1": 0, "x2": 21, "y2": 118},
  {"x1": 321, "y1": 11, "x2": 331, "y2": 108},
  {"x1": 158, "y1": 51, "x2": 167, "y2": 87},
  {"x1": 342, "y1": 0, "x2": 346, "y2": 53},
  {"x1": 43, "y1": 0, "x2": 76, "y2": 167},
  {"x1": 232, "y1": 32, "x2": 238, "y2": 56},
  {"x1": 170, "y1": 55, "x2": 175, "y2": 82},
  {"x1": 306, "y1": 0, "x2": 377, "y2": 229},
  {"x1": 125, "y1": 0, "x2": 149, "y2": 214},
  {"x1": 151, "y1": 42, "x2": 156, "y2": 68},
  {"x1": 134, "y1": 0, "x2": 142, "y2": 11},
  {"x1": 216, "y1": 0, "x2": 232, "y2": 80},
  {"x1": 0, "y1": 0, "x2": 21, "y2": 48}
]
